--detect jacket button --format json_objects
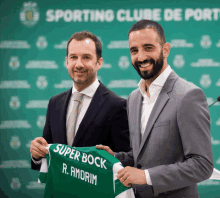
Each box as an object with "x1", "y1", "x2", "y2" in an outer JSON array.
[{"x1": 137, "y1": 164, "x2": 141, "y2": 169}]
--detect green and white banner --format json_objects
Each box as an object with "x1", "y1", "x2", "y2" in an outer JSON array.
[{"x1": 0, "y1": 0, "x2": 219, "y2": 197}]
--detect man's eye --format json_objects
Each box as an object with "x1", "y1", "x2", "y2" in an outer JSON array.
[
  {"x1": 144, "y1": 47, "x2": 153, "y2": 50},
  {"x1": 84, "y1": 56, "x2": 90, "y2": 59},
  {"x1": 131, "y1": 49, "x2": 137, "y2": 53},
  {"x1": 70, "y1": 56, "x2": 77, "y2": 59}
]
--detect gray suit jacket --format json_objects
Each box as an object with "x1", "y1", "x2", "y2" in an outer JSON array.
[{"x1": 115, "y1": 71, "x2": 213, "y2": 198}]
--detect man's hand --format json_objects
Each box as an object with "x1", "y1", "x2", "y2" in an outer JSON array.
[
  {"x1": 30, "y1": 137, "x2": 48, "y2": 160},
  {"x1": 117, "y1": 166, "x2": 147, "y2": 187},
  {"x1": 96, "y1": 145, "x2": 114, "y2": 156}
]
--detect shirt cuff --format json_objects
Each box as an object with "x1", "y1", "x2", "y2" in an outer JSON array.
[
  {"x1": 144, "y1": 169, "x2": 152, "y2": 185},
  {"x1": 31, "y1": 155, "x2": 42, "y2": 165}
]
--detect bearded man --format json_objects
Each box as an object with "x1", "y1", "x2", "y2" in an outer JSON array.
[{"x1": 97, "y1": 20, "x2": 213, "y2": 198}]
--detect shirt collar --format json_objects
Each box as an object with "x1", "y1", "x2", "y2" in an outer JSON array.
[
  {"x1": 138, "y1": 65, "x2": 172, "y2": 97},
  {"x1": 72, "y1": 78, "x2": 100, "y2": 98}
]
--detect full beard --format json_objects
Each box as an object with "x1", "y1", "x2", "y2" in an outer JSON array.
[{"x1": 133, "y1": 51, "x2": 164, "y2": 80}]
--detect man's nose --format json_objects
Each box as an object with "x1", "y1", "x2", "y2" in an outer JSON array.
[
  {"x1": 75, "y1": 58, "x2": 84, "y2": 68},
  {"x1": 137, "y1": 50, "x2": 146, "y2": 62}
]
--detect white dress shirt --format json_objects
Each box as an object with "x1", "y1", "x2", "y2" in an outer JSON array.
[
  {"x1": 32, "y1": 79, "x2": 100, "y2": 164},
  {"x1": 139, "y1": 65, "x2": 172, "y2": 185}
]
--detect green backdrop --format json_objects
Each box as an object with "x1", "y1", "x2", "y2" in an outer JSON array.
[{"x1": 0, "y1": 0, "x2": 219, "y2": 197}]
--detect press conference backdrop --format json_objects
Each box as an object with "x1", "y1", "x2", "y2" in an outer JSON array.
[{"x1": 0, "y1": 0, "x2": 219, "y2": 197}]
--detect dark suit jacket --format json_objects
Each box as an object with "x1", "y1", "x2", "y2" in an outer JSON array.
[
  {"x1": 32, "y1": 82, "x2": 131, "y2": 170},
  {"x1": 115, "y1": 71, "x2": 213, "y2": 198}
]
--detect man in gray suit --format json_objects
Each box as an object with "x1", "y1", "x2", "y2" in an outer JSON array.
[{"x1": 97, "y1": 20, "x2": 213, "y2": 197}]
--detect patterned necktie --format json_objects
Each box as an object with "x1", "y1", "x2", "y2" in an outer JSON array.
[{"x1": 67, "y1": 92, "x2": 84, "y2": 146}]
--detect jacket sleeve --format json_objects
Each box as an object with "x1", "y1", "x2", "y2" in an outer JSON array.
[
  {"x1": 110, "y1": 99, "x2": 131, "y2": 153},
  {"x1": 114, "y1": 95, "x2": 134, "y2": 167},
  {"x1": 114, "y1": 150, "x2": 134, "y2": 167}
]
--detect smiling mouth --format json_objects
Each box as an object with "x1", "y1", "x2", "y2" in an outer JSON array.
[
  {"x1": 74, "y1": 71, "x2": 86, "y2": 73},
  {"x1": 139, "y1": 62, "x2": 152, "y2": 68},
  {"x1": 136, "y1": 59, "x2": 153, "y2": 68}
]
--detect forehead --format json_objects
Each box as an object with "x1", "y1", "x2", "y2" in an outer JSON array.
[
  {"x1": 129, "y1": 28, "x2": 160, "y2": 47},
  {"x1": 68, "y1": 38, "x2": 96, "y2": 54}
]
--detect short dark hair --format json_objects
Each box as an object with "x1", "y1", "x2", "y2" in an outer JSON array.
[
  {"x1": 66, "y1": 31, "x2": 102, "y2": 60},
  {"x1": 128, "y1": 20, "x2": 166, "y2": 46}
]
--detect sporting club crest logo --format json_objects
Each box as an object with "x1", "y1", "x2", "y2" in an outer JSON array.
[
  {"x1": 10, "y1": 136, "x2": 21, "y2": 149},
  {"x1": 36, "y1": 36, "x2": 48, "y2": 50},
  {"x1": 9, "y1": 96, "x2": 21, "y2": 110},
  {"x1": 11, "y1": 178, "x2": 21, "y2": 191},
  {"x1": 9, "y1": 57, "x2": 20, "y2": 70},
  {"x1": 118, "y1": 56, "x2": 130, "y2": 70},
  {"x1": 200, "y1": 74, "x2": 211, "y2": 88},
  {"x1": 200, "y1": 35, "x2": 212, "y2": 49},
  {"x1": 173, "y1": 55, "x2": 185, "y2": 68},
  {"x1": 36, "y1": 76, "x2": 48, "y2": 89},
  {"x1": 20, "y1": 2, "x2": 39, "y2": 27}
]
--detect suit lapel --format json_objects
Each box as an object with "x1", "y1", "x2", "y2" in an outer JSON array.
[
  {"x1": 138, "y1": 71, "x2": 179, "y2": 157},
  {"x1": 131, "y1": 90, "x2": 142, "y2": 159},
  {"x1": 59, "y1": 89, "x2": 72, "y2": 145},
  {"x1": 73, "y1": 82, "x2": 108, "y2": 146}
]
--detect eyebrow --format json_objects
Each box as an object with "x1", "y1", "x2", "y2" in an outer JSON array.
[
  {"x1": 68, "y1": 53, "x2": 92, "y2": 57},
  {"x1": 143, "y1": 44, "x2": 155, "y2": 47},
  {"x1": 130, "y1": 44, "x2": 155, "y2": 51},
  {"x1": 83, "y1": 54, "x2": 92, "y2": 57}
]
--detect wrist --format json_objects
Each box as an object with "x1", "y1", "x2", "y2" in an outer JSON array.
[{"x1": 33, "y1": 156, "x2": 42, "y2": 161}]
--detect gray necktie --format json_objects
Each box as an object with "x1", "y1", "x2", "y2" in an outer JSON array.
[{"x1": 67, "y1": 92, "x2": 84, "y2": 146}]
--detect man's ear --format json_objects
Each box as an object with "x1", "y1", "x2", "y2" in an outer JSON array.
[
  {"x1": 65, "y1": 56, "x2": 68, "y2": 67},
  {"x1": 96, "y1": 57, "x2": 103, "y2": 71},
  {"x1": 163, "y1": 42, "x2": 171, "y2": 58}
]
